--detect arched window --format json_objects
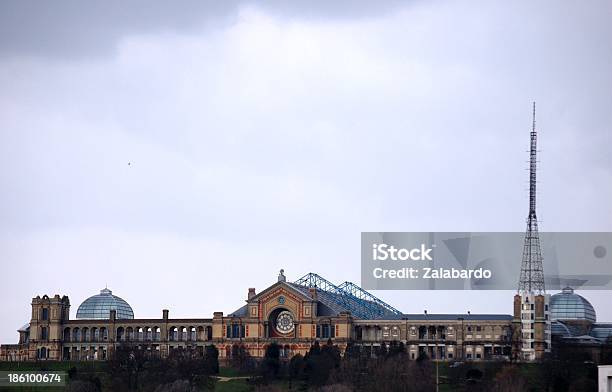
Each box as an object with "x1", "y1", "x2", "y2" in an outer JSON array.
[
  {"x1": 154, "y1": 327, "x2": 161, "y2": 341},
  {"x1": 100, "y1": 327, "x2": 108, "y2": 341},
  {"x1": 126, "y1": 327, "x2": 134, "y2": 341},
  {"x1": 137, "y1": 327, "x2": 143, "y2": 341},
  {"x1": 73, "y1": 328, "x2": 81, "y2": 342},
  {"x1": 392, "y1": 326, "x2": 400, "y2": 339},
  {"x1": 181, "y1": 327, "x2": 188, "y2": 341},
  {"x1": 169, "y1": 327, "x2": 178, "y2": 341},
  {"x1": 116, "y1": 327, "x2": 124, "y2": 341},
  {"x1": 82, "y1": 327, "x2": 89, "y2": 342},
  {"x1": 190, "y1": 327, "x2": 196, "y2": 341},
  {"x1": 145, "y1": 327, "x2": 152, "y2": 341},
  {"x1": 63, "y1": 328, "x2": 71, "y2": 342},
  {"x1": 382, "y1": 326, "x2": 390, "y2": 338},
  {"x1": 206, "y1": 326, "x2": 213, "y2": 341},
  {"x1": 91, "y1": 327, "x2": 99, "y2": 342}
]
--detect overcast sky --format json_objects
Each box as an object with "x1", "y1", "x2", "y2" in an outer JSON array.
[{"x1": 1, "y1": 0, "x2": 611, "y2": 344}]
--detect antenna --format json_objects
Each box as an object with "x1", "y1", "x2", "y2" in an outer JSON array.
[{"x1": 518, "y1": 101, "x2": 546, "y2": 294}]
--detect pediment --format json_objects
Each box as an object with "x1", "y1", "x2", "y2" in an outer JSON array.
[{"x1": 249, "y1": 281, "x2": 312, "y2": 305}]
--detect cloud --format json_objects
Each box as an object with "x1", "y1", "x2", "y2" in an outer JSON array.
[
  {"x1": 0, "y1": 0, "x2": 412, "y2": 59},
  {"x1": 1, "y1": 1, "x2": 612, "y2": 343}
]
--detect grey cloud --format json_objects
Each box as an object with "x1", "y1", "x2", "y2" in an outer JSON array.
[
  {"x1": 1, "y1": 0, "x2": 611, "y2": 344},
  {"x1": 0, "y1": 0, "x2": 408, "y2": 59}
]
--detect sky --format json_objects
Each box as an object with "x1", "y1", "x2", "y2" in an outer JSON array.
[{"x1": 1, "y1": 0, "x2": 611, "y2": 344}]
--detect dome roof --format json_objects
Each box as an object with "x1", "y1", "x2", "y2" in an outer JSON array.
[
  {"x1": 76, "y1": 288, "x2": 134, "y2": 320},
  {"x1": 550, "y1": 287, "x2": 596, "y2": 323}
]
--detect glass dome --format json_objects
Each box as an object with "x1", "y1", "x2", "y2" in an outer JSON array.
[
  {"x1": 550, "y1": 287, "x2": 596, "y2": 323},
  {"x1": 76, "y1": 288, "x2": 134, "y2": 320}
]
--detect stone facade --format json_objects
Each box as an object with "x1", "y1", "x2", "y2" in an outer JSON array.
[{"x1": 0, "y1": 276, "x2": 517, "y2": 362}]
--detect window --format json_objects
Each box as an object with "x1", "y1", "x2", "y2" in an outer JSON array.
[
  {"x1": 168, "y1": 327, "x2": 177, "y2": 341},
  {"x1": 467, "y1": 353, "x2": 472, "y2": 359},
  {"x1": 317, "y1": 324, "x2": 333, "y2": 339},
  {"x1": 40, "y1": 327, "x2": 48, "y2": 340},
  {"x1": 228, "y1": 324, "x2": 245, "y2": 338},
  {"x1": 476, "y1": 353, "x2": 481, "y2": 359},
  {"x1": 467, "y1": 326, "x2": 472, "y2": 332},
  {"x1": 476, "y1": 326, "x2": 481, "y2": 332},
  {"x1": 448, "y1": 353, "x2": 453, "y2": 359},
  {"x1": 116, "y1": 327, "x2": 125, "y2": 341},
  {"x1": 392, "y1": 326, "x2": 400, "y2": 338},
  {"x1": 41, "y1": 308, "x2": 49, "y2": 321}
]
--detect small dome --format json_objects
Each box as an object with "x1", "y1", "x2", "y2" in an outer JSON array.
[
  {"x1": 76, "y1": 288, "x2": 134, "y2": 320},
  {"x1": 550, "y1": 287, "x2": 596, "y2": 323}
]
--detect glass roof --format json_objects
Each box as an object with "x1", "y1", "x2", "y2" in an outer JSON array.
[
  {"x1": 76, "y1": 288, "x2": 134, "y2": 320},
  {"x1": 550, "y1": 287, "x2": 596, "y2": 323}
]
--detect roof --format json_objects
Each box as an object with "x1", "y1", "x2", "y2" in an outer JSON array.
[
  {"x1": 550, "y1": 287, "x2": 596, "y2": 323},
  {"x1": 552, "y1": 320, "x2": 612, "y2": 343},
  {"x1": 228, "y1": 304, "x2": 248, "y2": 318},
  {"x1": 292, "y1": 273, "x2": 403, "y2": 320},
  {"x1": 76, "y1": 288, "x2": 134, "y2": 320},
  {"x1": 590, "y1": 324, "x2": 612, "y2": 339},
  {"x1": 401, "y1": 314, "x2": 512, "y2": 321},
  {"x1": 229, "y1": 273, "x2": 512, "y2": 322}
]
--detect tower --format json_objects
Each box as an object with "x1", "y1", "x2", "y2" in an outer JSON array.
[
  {"x1": 29, "y1": 294, "x2": 70, "y2": 360},
  {"x1": 519, "y1": 102, "x2": 545, "y2": 294},
  {"x1": 513, "y1": 102, "x2": 551, "y2": 361}
]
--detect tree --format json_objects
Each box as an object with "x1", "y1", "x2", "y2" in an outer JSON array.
[
  {"x1": 303, "y1": 340, "x2": 341, "y2": 387},
  {"x1": 230, "y1": 344, "x2": 253, "y2": 372},
  {"x1": 260, "y1": 343, "x2": 281, "y2": 381},
  {"x1": 387, "y1": 341, "x2": 405, "y2": 357},
  {"x1": 376, "y1": 342, "x2": 388, "y2": 358},
  {"x1": 204, "y1": 345, "x2": 219, "y2": 374},
  {"x1": 288, "y1": 353, "x2": 305, "y2": 389},
  {"x1": 490, "y1": 365, "x2": 528, "y2": 392},
  {"x1": 107, "y1": 344, "x2": 218, "y2": 391}
]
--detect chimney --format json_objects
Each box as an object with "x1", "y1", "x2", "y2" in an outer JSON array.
[
  {"x1": 109, "y1": 309, "x2": 116, "y2": 321},
  {"x1": 309, "y1": 287, "x2": 317, "y2": 300},
  {"x1": 163, "y1": 309, "x2": 169, "y2": 320},
  {"x1": 248, "y1": 288, "x2": 256, "y2": 300}
]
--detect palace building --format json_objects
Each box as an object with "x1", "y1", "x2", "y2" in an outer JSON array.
[
  {"x1": 2, "y1": 270, "x2": 610, "y2": 363},
  {"x1": 1, "y1": 270, "x2": 518, "y2": 362}
]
